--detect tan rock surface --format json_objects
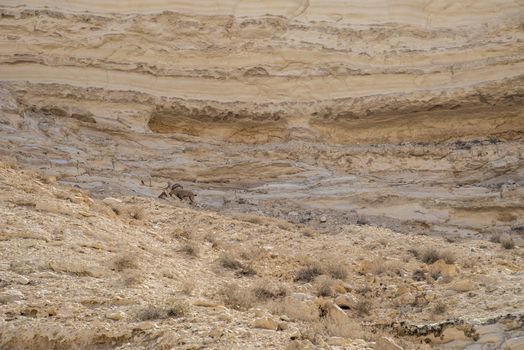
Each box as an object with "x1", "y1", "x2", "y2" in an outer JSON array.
[{"x1": 0, "y1": 162, "x2": 522, "y2": 349}]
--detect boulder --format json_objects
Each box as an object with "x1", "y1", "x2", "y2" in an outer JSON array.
[
  {"x1": 334, "y1": 293, "x2": 359, "y2": 310},
  {"x1": 253, "y1": 317, "x2": 279, "y2": 331}
]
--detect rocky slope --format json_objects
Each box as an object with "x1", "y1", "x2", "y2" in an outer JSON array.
[{"x1": 0, "y1": 161, "x2": 523, "y2": 349}]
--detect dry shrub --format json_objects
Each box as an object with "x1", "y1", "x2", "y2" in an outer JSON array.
[
  {"x1": 355, "y1": 300, "x2": 372, "y2": 316},
  {"x1": 219, "y1": 283, "x2": 254, "y2": 310},
  {"x1": 359, "y1": 259, "x2": 402, "y2": 276},
  {"x1": 490, "y1": 233, "x2": 501, "y2": 243},
  {"x1": 500, "y1": 235, "x2": 515, "y2": 249},
  {"x1": 128, "y1": 206, "x2": 144, "y2": 220},
  {"x1": 218, "y1": 252, "x2": 257, "y2": 276},
  {"x1": 218, "y1": 253, "x2": 243, "y2": 270},
  {"x1": 179, "y1": 242, "x2": 200, "y2": 257},
  {"x1": 181, "y1": 278, "x2": 196, "y2": 295},
  {"x1": 166, "y1": 300, "x2": 189, "y2": 318},
  {"x1": 325, "y1": 264, "x2": 348, "y2": 280},
  {"x1": 122, "y1": 269, "x2": 144, "y2": 286},
  {"x1": 112, "y1": 253, "x2": 138, "y2": 271},
  {"x1": 410, "y1": 248, "x2": 455, "y2": 264},
  {"x1": 252, "y1": 280, "x2": 288, "y2": 301},
  {"x1": 316, "y1": 277, "x2": 335, "y2": 297},
  {"x1": 137, "y1": 305, "x2": 164, "y2": 321},
  {"x1": 295, "y1": 264, "x2": 323, "y2": 282},
  {"x1": 432, "y1": 301, "x2": 447, "y2": 315},
  {"x1": 171, "y1": 228, "x2": 193, "y2": 240}
]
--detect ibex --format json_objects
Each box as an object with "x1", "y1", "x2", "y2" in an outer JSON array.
[
  {"x1": 169, "y1": 183, "x2": 197, "y2": 203},
  {"x1": 158, "y1": 182, "x2": 197, "y2": 204}
]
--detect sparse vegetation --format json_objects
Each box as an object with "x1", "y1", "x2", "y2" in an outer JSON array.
[
  {"x1": 179, "y1": 242, "x2": 200, "y2": 257},
  {"x1": 490, "y1": 233, "x2": 501, "y2": 243},
  {"x1": 219, "y1": 283, "x2": 254, "y2": 310},
  {"x1": 218, "y1": 251, "x2": 257, "y2": 276},
  {"x1": 295, "y1": 264, "x2": 323, "y2": 282},
  {"x1": 252, "y1": 281, "x2": 288, "y2": 301},
  {"x1": 181, "y1": 278, "x2": 196, "y2": 295},
  {"x1": 355, "y1": 300, "x2": 372, "y2": 316},
  {"x1": 166, "y1": 300, "x2": 189, "y2": 318},
  {"x1": 218, "y1": 253, "x2": 243, "y2": 270},
  {"x1": 432, "y1": 301, "x2": 447, "y2": 315},
  {"x1": 410, "y1": 248, "x2": 455, "y2": 264},
  {"x1": 316, "y1": 278, "x2": 335, "y2": 297},
  {"x1": 325, "y1": 264, "x2": 348, "y2": 280},
  {"x1": 137, "y1": 305, "x2": 164, "y2": 321},
  {"x1": 112, "y1": 253, "x2": 138, "y2": 271},
  {"x1": 122, "y1": 269, "x2": 144, "y2": 287},
  {"x1": 500, "y1": 235, "x2": 515, "y2": 249}
]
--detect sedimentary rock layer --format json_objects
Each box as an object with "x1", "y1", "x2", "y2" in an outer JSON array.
[
  {"x1": 0, "y1": 1, "x2": 523, "y2": 237},
  {"x1": 1, "y1": 1, "x2": 523, "y2": 143}
]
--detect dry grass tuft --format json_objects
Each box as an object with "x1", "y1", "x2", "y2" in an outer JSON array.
[
  {"x1": 295, "y1": 264, "x2": 323, "y2": 282},
  {"x1": 218, "y1": 252, "x2": 257, "y2": 276},
  {"x1": 500, "y1": 235, "x2": 515, "y2": 249},
  {"x1": 316, "y1": 277, "x2": 335, "y2": 297},
  {"x1": 137, "y1": 305, "x2": 164, "y2": 321},
  {"x1": 166, "y1": 300, "x2": 189, "y2": 318},
  {"x1": 219, "y1": 283, "x2": 254, "y2": 310},
  {"x1": 252, "y1": 281, "x2": 288, "y2": 301},
  {"x1": 128, "y1": 206, "x2": 144, "y2": 220},
  {"x1": 122, "y1": 269, "x2": 144, "y2": 287},
  {"x1": 181, "y1": 278, "x2": 196, "y2": 295},
  {"x1": 218, "y1": 253, "x2": 244, "y2": 270},
  {"x1": 179, "y1": 242, "x2": 200, "y2": 257},
  {"x1": 432, "y1": 301, "x2": 447, "y2": 315},
  {"x1": 355, "y1": 300, "x2": 372, "y2": 316},
  {"x1": 410, "y1": 248, "x2": 455, "y2": 264},
  {"x1": 325, "y1": 264, "x2": 348, "y2": 280},
  {"x1": 112, "y1": 253, "x2": 138, "y2": 272}
]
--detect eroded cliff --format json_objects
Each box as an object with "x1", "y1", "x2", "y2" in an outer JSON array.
[{"x1": 0, "y1": 2, "x2": 523, "y2": 348}]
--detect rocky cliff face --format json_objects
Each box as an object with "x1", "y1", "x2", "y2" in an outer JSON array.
[{"x1": 1, "y1": 0, "x2": 523, "y2": 239}]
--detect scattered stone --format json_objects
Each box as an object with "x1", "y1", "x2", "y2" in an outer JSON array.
[
  {"x1": 334, "y1": 293, "x2": 359, "y2": 309},
  {"x1": 106, "y1": 311, "x2": 125, "y2": 321},
  {"x1": 253, "y1": 317, "x2": 279, "y2": 331},
  {"x1": 12, "y1": 275, "x2": 30, "y2": 285},
  {"x1": 449, "y1": 279, "x2": 476, "y2": 292},
  {"x1": 320, "y1": 215, "x2": 327, "y2": 223},
  {"x1": 135, "y1": 321, "x2": 156, "y2": 331}
]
